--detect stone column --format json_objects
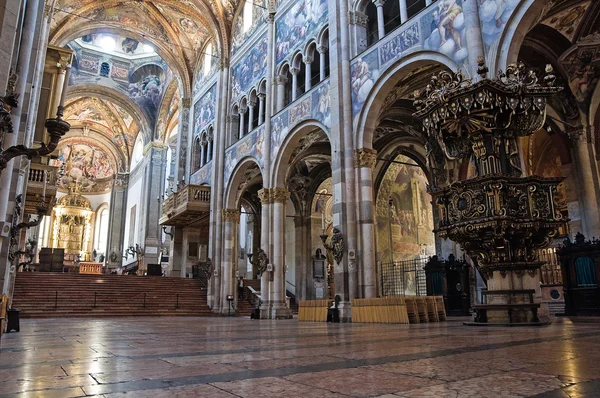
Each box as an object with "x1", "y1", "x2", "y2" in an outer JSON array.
[
  {"x1": 258, "y1": 93, "x2": 265, "y2": 125},
  {"x1": 106, "y1": 174, "x2": 129, "y2": 270},
  {"x1": 318, "y1": 46, "x2": 327, "y2": 81},
  {"x1": 350, "y1": 12, "x2": 369, "y2": 55},
  {"x1": 258, "y1": 188, "x2": 272, "y2": 318},
  {"x1": 207, "y1": 137, "x2": 213, "y2": 163},
  {"x1": 290, "y1": 68, "x2": 300, "y2": 102},
  {"x1": 229, "y1": 114, "x2": 240, "y2": 145},
  {"x1": 294, "y1": 215, "x2": 308, "y2": 301},
  {"x1": 144, "y1": 146, "x2": 167, "y2": 266},
  {"x1": 374, "y1": 0, "x2": 386, "y2": 40},
  {"x1": 238, "y1": 108, "x2": 247, "y2": 138},
  {"x1": 221, "y1": 209, "x2": 240, "y2": 313},
  {"x1": 462, "y1": 0, "x2": 486, "y2": 79},
  {"x1": 275, "y1": 76, "x2": 287, "y2": 112},
  {"x1": 305, "y1": 57, "x2": 313, "y2": 92},
  {"x1": 399, "y1": 0, "x2": 408, "y2": 24},
  {"x1": 568, "y1": 126, "x2": 600, "y2": 237},
  {"x1": 248, "y1": 100, "x2": 256, "y2": 132},
  {"x1": 355, "y1": 148, "x2": 378, "y2": 298},
  {"x1": 175, "y1": 98, "x2": 192, "y2": 183},
  {"x1": 271, "y1": 188, "x2": 292, "y2": 319},
  {"x1": 200, "y1": 141, "x2": 206, "y2": 167}
]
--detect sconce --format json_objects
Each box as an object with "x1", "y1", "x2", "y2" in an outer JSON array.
[{"x1": 162, "y1": 226, "x2": 173, "y2": 238}]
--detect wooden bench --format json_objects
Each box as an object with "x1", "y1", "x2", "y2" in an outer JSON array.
[{"x1": 472, "y1": 289, "x2": 540, "y2": 323}]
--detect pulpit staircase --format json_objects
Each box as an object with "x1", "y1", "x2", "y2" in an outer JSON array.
[{"x1": 12, "y1": 273, "x2": 212, "y2": 318}]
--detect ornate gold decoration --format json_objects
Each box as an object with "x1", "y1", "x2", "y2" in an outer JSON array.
[
  {"x1": 258, "y1": 188, "x2": 272, "y2": 204},
  {"x1": 354, "y1": 148, "x2": 378, "y2": 169},
  {"x1": 221, "y1": 208, "x2": 240, "y2": 223},
  {"x1": 271, "y1": 188, "x2": 289, "y2": 204}
]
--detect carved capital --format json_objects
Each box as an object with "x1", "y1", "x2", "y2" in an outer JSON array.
[
  {"x1": 354, "y1": 148, "x2": 378, "y2": 168},
  {"x1": 257, "y1": 92, "x2": 266, "y2": 101},
  {"x1": 222, "y1": 209, "x2": 240, "y2": 223},
  {"x1": 290, "y1": 67, "x2": 300, "y2": 76},
  {"x1": 248, "y1": 99, "x2": 257, "y2": 108},
  {"x1": 568, "y1": 126, "x2": 594, "y2": 145},
  {"x1": 349, "y1": 11, "x2": 368, "y2": 27},
  {"x1": 373, "y1": 0, "x2": 385, "y2": 7},
  {"x1": 317, "y1": 45, "x2": 328, "y2": 54},
  {"x1": 258, "y1": 188, "x2": 272, "y2": 204},
  {"x1": 182, "y1": 98, "x2": 192, "y2": 108},
  {"x1": 275, "y1": 75, "x2": 288, "y2": 85},
  {"x1": 271, "y1": 188, "x2": 289, "y2": 204},
  {"x1": 304, "y1": 56, "x2": 314, "y2": 64}
]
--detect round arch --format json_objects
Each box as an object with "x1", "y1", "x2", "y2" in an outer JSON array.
[
  {"x1": 66, "y1": 84, "x2": 152, "y2": 145},
  {"x1": 270, "y1": 119, "x2": 331, "y2": 188},
  {"x1": 224, "y1": 157, "x2": 264, "y2": 209},
  {"x1": 355, "y1": 51, "x2": 461, "y2": 150}
]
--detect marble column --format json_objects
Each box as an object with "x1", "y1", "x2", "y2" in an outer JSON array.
[
  {"x1": 258, "y1": 188, "x2": 272, "y2": 318},
  {"x1": 355, "y1": 148, "x2": 378, "y2": 298},
  {"x1": 271, "y1": 188, "x2": 292, "y2": 319},
  {"x1": 200, "y1": 142, "x2": 206, "y2": 167},
  {"x1": 294, "y1": 215, "x2": 308, "y2": 301},
  {"x1": 462, "y1": 0, "x2": 486, "y2": 79},
  {"x1": 143, "y1": 146, "x2": 167, "y2": 266},
  {"x1": 229, "y1": 114, "x2": 240, "y2": 145},
  {"x1": 568, "y1": 126, "x2": 600, "y2": 238},
  {"x1": 318, "y1": 46, "x2": 327, "y2": 81},
  {"x1": 350, "y1": 11, "x2": 369, "y2": 56},
  {"x1": 374, "y1": 0, "x2": 386, "y2": 40},
  {"x1": 207, "y1": 137, "x2": 213, "y2": 163},
  {"x1": 275, "y1": 76, "x2": 288, "y2": 112},
  {"x1": 238, "y1": 108, "x2": 247, "y2": 138},
  {"x1": 399, "y1": 0, "x2": 408, "y2": 24},
  {"x1": 106, "y1": 174, "x2": 129, "y2": 270},
  {"x1": 248, "y1": 100, "x2": 256, "y2": 132},
  {"x1": 258, "y1": 93, "x2": 265, "y2": 125},
  {"x1": 291, "y1": 68, "x2": 299, "y2": 102},
  {"x1": 175, "y1": 98, "x2": 192, "y2": 183},
  {"x1": 305, "y1": 57, "x2": 313, "y2": 92},
  {"x1": 221, "y1": 209, "x2": 240, "y2": 313}
]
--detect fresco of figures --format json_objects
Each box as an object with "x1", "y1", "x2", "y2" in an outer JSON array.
[
  {"x1": 275, "y1": 0, "x2": 328, "y2": 64},
  {"x1": 232, "y1": 0, "x2": 266, "y2": 56},
  {"x1": 375, "y1": 155, "x2": 435, "y2": 263},
  {"x1": 231, "y1": 35, "x2": 268, "y2": 100},
  {"x1": 478, "y1": 0, "x2": 518, "y2": 50},
  {"x1": 127, "y1": 64, "x2": 165, "y2": 125},
  {"x1": 421, "y1": 0, "x2": 468, "y2": 65},
  {"x1": 224, "y1": 126, "x2": 265, "y2": 184},
  {"x1": 51, "y1": 143, "x2": 115, "y2": 194},
  {"x1": 194, "y1": 85, "x2": 217, "y2": 135}
]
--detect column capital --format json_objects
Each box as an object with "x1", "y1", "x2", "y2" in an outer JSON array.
[
  {"x1": 258, "y1": 188, "x2": 273, "y2": 204},
  {"x1": 290, "y1": 67, "x2": 300, "y2": 76},
  {"x1": 354, "y1": 148, "x2": 378, "y2": 169},
  {"x1": 257, "y1": 92, "x2": 266, "y2": 101},
  {"x1": 275, "y1": 75, "x2": 288, "y2": 85},
  {"x1": 304, "y1": 56, "x2": 314, "y2": 64},
  {"x1": 373, "y1": 0, "x2": 385, "y2": 7},
  {"x1": 271, "y1": 188, "x2": 290, "y2": 204},
  {"x1": 317, "y1": 45, "x2": 328, "y2": 54},
  {"x1": 238, "y1": 106, "x2": 248, "y2": 115},
  {"x1": 222, "y1": 209, "x2": 241, "y2": 223},
  {"x1": 568, "y1": 126, "x2": 594, "y2": 144},
  {"x1": 182, "y1": 98, "x2": 192, "y2": 108},
  {"x1": 348, "y1": 11, "x2": 368, "y2": 27},
  {"x1": 248, "y1": 99, "x2": 257, "y2": 108}
]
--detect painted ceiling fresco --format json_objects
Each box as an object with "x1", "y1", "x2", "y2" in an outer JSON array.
[
  {"x1": 50, "y1": 142, "x2": 116, "y2": 195},
  {"x1": 64, "y1": 97, "x2": 139, "y2": 157},
  {"x1": 542, "y1": 1, "x2": 592, "y2": 42}
]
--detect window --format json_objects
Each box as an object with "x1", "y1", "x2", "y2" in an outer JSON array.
[
  {"x1": 203, "y1": 43, "x2": 213, "y2": 76},
  {"x1": 243, "y1": 1, "x2": 253, "y2": 33},
  {"x1": 94, "y1": 208, "x2": 109, "y2": 255}
]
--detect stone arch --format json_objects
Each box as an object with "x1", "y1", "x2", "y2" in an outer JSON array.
[
  {"x1": 66, "y1": 85, "x2": 152, "y2": 145},
  {"x1": 493, "y1": 0, "x2": 548, "y2": 76},
  {"x1": 270, "y1": 119, "x2": 330, "y2": 188},
  {"x1": 354, "y1": 51, "x2": 460, "y2": 150},
  {"x1": 224, "y1": 157, "x2": 264, "y2": 209}
]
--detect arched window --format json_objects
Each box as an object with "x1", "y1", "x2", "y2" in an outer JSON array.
[
  {"x1": 193, "y1": 137, "x2": 202, "y2": 171},
  {"x1": 203, "y1": 42, "x2": 213, "y2": 76},
  {"x1": 131, "y1": 134, "x2": 144, "y2": 170},
  {"x1": 94, "y1": 208, "x2": 110, "y2": 257},
  {"x1": 365, "y1": 3, "x2": 378, "y2": 47},
  {"x1": 243, "y1": 1, "x2": 253, "y2": 32}
]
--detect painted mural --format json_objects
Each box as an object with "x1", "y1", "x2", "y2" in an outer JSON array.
[
  {"x1": 232, "y1": 0, "x2": 267, "y2": 56},
  {"x1": 542, "y1": 1, "x2": 591, "y2": 42},
  {"x1": 224, "y1": 125, "x2": 265, "y2": 184},
  {"x1": 375, "y1": 155, "x2": 435, "y2": 265},
  {"x1": 50, "y1": 143, "x2": 115, "y2": 194},
  {"x1": 275, "y1": 0, "x2": 328, "y2": 65},
  {"x1": 231, "y1": 35, "x2": 268, "y2": 100},
  {"x1": 270, "y1": 80, "x2": 331, "y2": 162},
  {"x1": 561, "y1": 38, "x2": 600, "y2": 106},
  {"x1": 478, "y1": 0, "x2": 519, "y2": 51},
  {"x1": 422, "y1": 0, "x2": 468, "y2": 65},
  {"x1": 127, "y1": 64, "x2": 165, "y2": 125},
  {"x1": 380, "y1": 23, "x2": 420, "y2": 67},
  {"x1": 351, "y1": 49, "x2": 380, "y2": 117},
  {"x1": 194, "y1": 84, "x2": 217, "y2": 135},
  {"x1": 190, "y1": 162, "x2": 212, "y2": 185}
]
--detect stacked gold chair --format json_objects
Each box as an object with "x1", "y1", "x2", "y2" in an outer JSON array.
[
  {"x1": 425, "y1": 296, "x2": 439, "y2": 322},
  {"x1": 405, "y1": 297, "x2": 420, "y2": 323},
  {"x1": 435, "y1": 296, "x2": 447, "y2": 321},
  {"x1": 416, "y1": 296, "x2": 429, "y2": 323}
]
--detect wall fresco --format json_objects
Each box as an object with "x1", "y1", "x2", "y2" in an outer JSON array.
[
  {"x1": 193, "y1": 84, "x2": 217, "y2": 135},
  {"x1": 351, "y1": 49, "x2": 380, "y2": 117},
  {"x1": 422, "y1": 0, "x2": 468, "y2": 65},
  {"x1": 50, "y1": 143, "x2": 115, "y2": 194},
  {"x1": 270, "y1": 80, "x2": 331, "y2": 162},
  {"x1": 224, "y1": 125, "x2": 265, "y2": 185},
  {"x1": 232, "y1": 0, "x2": 267, "y2": 57},
  {"x1": 231, "y1": 34, "x2": 268, "y2": 100},
  {"x1": 275, "y1": 0, "x2": 328, "y2": 65},
  {"x1": 478, "y1": 0, "x2": 519, "y2": 51},
  {"x1": 190, "y1": 162, "x2": 212, "y2": 185},
  {"x1": 380, "y1": 23, "x2": 420, "y2": 67}
]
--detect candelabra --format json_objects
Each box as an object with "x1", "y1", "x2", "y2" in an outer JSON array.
[{"x1": 414, "y1": 60, "x2": 566, "y2": 324}]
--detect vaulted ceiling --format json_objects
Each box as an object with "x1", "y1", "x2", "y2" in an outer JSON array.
[{"x1": 51, "y1": 0, "x2": 242, "y2": 96}]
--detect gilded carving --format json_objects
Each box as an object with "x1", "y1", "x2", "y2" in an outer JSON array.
[
  {"x1": 271, "y1": 188, "x2": 289, "y2": 204},
  {"x1": 221, "y1": 208, "x2": 240, "y2": 223},
  {"x1": 354, "y1": 148, "x2": 378, "y2": 169},
  {"x1": 258, "y1": 188, "x2": 272, "y2": 204}
]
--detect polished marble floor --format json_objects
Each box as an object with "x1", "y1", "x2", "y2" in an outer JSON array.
[{"x1": 0, "y1": 316, "x2": 599, "y2": 397}]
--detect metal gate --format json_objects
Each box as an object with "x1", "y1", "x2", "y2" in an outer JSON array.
[{"x1": 379, "y1": 258, "x2": 427, "y2": 297}]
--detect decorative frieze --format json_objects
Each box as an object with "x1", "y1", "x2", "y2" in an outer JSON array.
[
  {"x1": 348, "y1": 11, "x2": 368, "y2": 27},
  {"x1": 354, "y1": 148, "x2": 378, "y2": 169}
]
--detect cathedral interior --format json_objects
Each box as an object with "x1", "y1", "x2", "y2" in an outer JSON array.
[{"x1": 0, "y1": 0, "x2": 600, "y2": 396}]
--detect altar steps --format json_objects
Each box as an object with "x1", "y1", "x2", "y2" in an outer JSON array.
[{"x1": 12, "y1": 273, "x2": 213, "y2": 318}]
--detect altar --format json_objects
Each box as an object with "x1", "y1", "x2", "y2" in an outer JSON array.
[{"x1": 79, "y1": 262, "x2": 103, "y2": 274}]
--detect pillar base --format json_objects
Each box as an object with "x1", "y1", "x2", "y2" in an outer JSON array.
[{"x1": 271, "y1": 302, "x2": 292, "y2": 319}]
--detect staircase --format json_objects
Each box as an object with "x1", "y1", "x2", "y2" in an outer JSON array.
[{"x1": 13, "y1": 273, "x2": 213, "y2": 318}]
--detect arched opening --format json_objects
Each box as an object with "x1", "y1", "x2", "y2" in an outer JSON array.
[
  {"x1": 192, "y1": 136, "x2": 202, "y2": 172},
  {"x1": 365, "y1": 2, "x2": 379, "y2": 47},
  {"x1": 93, "y1": 206, "x2": 110, "y2": 262},
  {"x1": 383, "y1": 1, "x2": 401, "y2": 35}
]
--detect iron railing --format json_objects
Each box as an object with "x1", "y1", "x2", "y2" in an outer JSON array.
[{"x1": 380, "y1": 257, "x2": 428, "y2": 297}]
